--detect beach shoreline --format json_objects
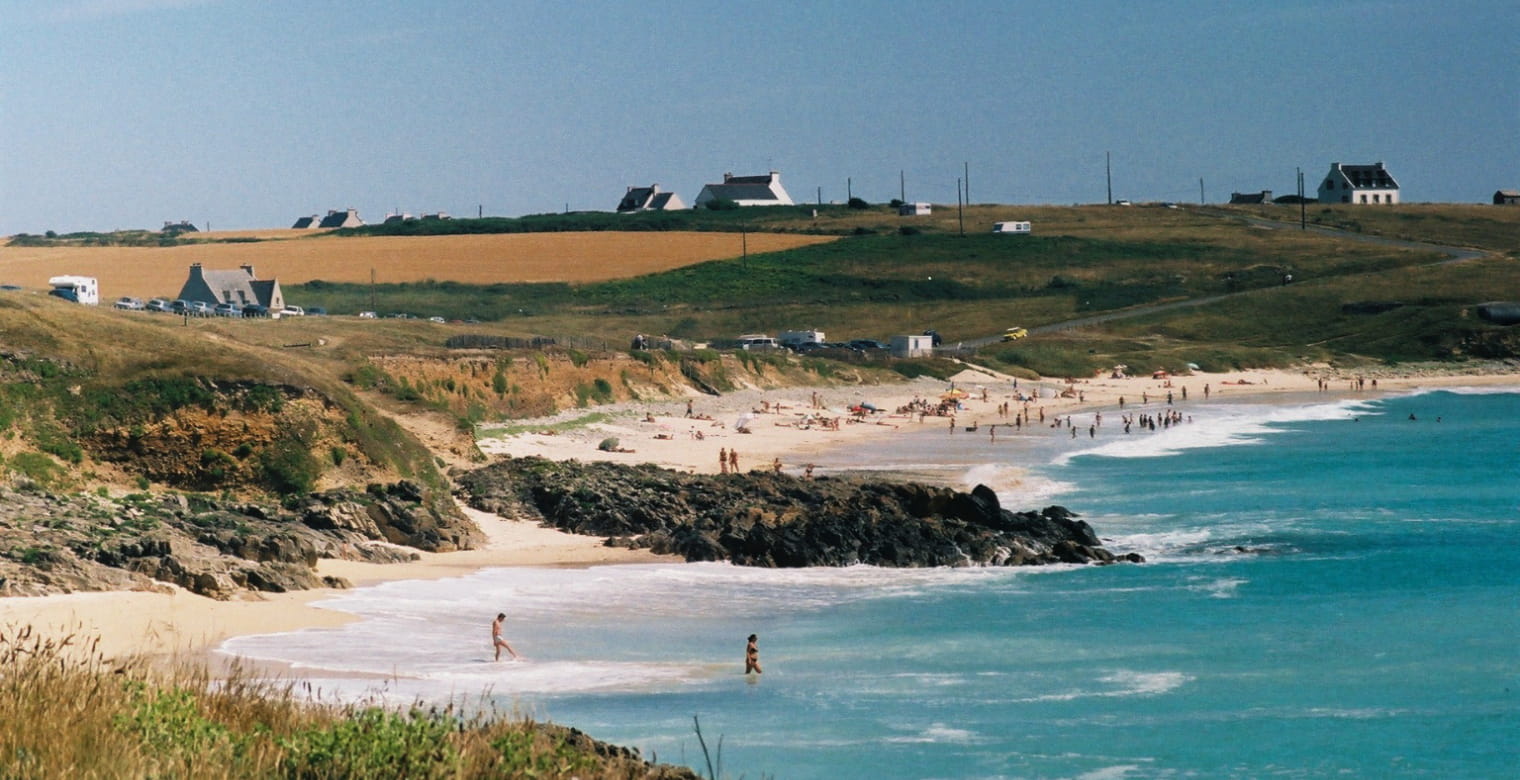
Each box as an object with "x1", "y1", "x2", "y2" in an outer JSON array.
[{"x1": 3, "y1": 362, "x2": 1517, "y2": 666}]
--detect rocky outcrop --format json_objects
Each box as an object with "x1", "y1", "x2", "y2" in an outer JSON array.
[
  {"x1": 0, "y1": 481, "x2": 480, "y2": 599},
  {"x1": 457, "y1": 457, "x2": 1141, "y2": 568}
]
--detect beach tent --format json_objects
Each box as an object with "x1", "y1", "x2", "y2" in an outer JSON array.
[{"x1": 735, "y1": 413, "x2": 755, "y2": 432}]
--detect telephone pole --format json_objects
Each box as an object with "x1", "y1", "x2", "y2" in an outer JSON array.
[{"x1": 1106, "y1": 152, "x2": 1113, "y2": 205}]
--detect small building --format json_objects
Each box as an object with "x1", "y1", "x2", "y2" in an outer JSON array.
[
  {"x1": 162, "y1": 220, "x2": 199, "y2": 234},
  {"x1": 890, "y1": 334, "x2": 934, "y2": 358},
  {"x1": 421, "y1": 212, "x2": 452, "y2": 221},
  {"x1": 48, "y1": 275, "x2": 99, "y2": 305},
  {"x1": 1493, "y1": 190, "x2": 1520, "y2": 205},
  {"x1": 291, "y1": 215, "x2": 321, "y2": 229},
  {"x1": 1229, "y1": 191, "x2": 1273, "y2": 205},
  {"x1": 317, "y1": 208, "x2": 364, "y2": 228},
  {"x1": 177, "y1": 263, "x2": 284, "y2": 311},
  {"x1": 617, "y1": 184, "x2": 686, "y2": 213},
  {"x1": 383, "y1": 213, "x2": 415, "y2": 225},
  {"x1": 992, "y1": 221, "x2": 1031, "y2": 235},
  {"x1": 898, "y1": 202, "x2": 932, "y2": 216},
  {"x1": 1317, "y1": 162, "x2": 1400, "y2": 205},
  {"x1": 693, "y1": 171, "x2": 794, "y2": 208}
]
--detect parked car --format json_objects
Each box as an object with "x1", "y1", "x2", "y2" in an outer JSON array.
[
  {"x1": 358, "y1": 311, "x2": 377, "y2": 319},
  {"x1": 213, "y1": 302, "x2": 243, "y2": 317},
  {"x1": 281, "y1": 305, "x2": 305, "y2": 316},
  {"x1": 146, "y1": 298, "x2": 173, "y2": 312},
  {"x1": 847, "y1": 339, "x2": 888, "y2": 351},
  {"x1": 242, "y1": 304, "x2": 269, "y2": 317},
  {"x1": 1000, "y1": 326, "x2": 1029, "y2": 342},
  {"x1": 183, "y1": 300, "x2": 211, "y2": 316},
  {"x1": 922, "y1": 329, "x2": 942, "y2": 347},
  {"x1": 428, "y1": 316, "x2": 446, "y2": 324},
  {"x1": 113, "y1": 296, "x2": 145, "y2": 310},
  {"x1": 306, "y1": 306, "x2": 327, "y2": 316}
]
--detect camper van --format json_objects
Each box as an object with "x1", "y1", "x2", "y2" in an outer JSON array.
[
  {"x1": 992, "y1": 221, "x2": 1031, "y2": 235},
  {"x1": 48, "y1": 275, "x2": 99, "y2": 305},
  {"x1": 778, "y1": 329, "x2": 826, "y2": 349}
]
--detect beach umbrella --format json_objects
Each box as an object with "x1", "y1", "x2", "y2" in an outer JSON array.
[{"x1": 735, "y1": 413, "x2": 755, "y2": 431}]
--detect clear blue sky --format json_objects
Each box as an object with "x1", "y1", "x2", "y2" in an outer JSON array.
[{"x1": 2, "y1": 0, "x2": 1515, "y2": 234}]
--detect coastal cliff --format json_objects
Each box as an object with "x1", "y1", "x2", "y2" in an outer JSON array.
[{"x1": 457, "y1": 457, "x2": 1141, "y2": 567}]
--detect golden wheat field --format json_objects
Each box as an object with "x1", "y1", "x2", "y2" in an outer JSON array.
[{"x1": 0, "y1": 231, "x2": 837, "y2": 299}]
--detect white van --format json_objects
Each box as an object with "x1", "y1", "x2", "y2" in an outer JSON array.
[
  {"x1": 737, "y1": 334, "x2": 780, "y2": 351},
  {"x1": 992, "y1": 221, "x2": 1031, "y2": 235}
]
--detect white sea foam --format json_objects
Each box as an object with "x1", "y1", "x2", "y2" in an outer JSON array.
[
  {"x1": 1051, "y1": 398, "x2": 1380, "y2": 465},
  {"x1": 1018, "y1": 670, "x2": 1190, "y2": 703},
  {"x1": 881, "y1": 723, "x2": 983, "y2": 744}
]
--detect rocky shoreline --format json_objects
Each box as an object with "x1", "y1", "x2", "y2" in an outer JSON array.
[
  {"x1": 0, "y1": 481, "x2": 480, "y2": 598},
  {"x1": 457, "y1": 456, "x2": 1141, "y2": 568}
]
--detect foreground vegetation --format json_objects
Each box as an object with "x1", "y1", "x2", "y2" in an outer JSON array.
[{"x1": 0, "y1": 630, "x2": 694, "y2": 778}]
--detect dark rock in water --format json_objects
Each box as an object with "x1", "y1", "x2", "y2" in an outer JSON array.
[{"x1": 456, "y1": 457, "x2": 1140, "y2": 568}]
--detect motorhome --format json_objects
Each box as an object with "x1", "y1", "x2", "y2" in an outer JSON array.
[
  {"x1": 778, "y1": 329, "x2": 826, "y2": 349},
  {"x1": 992, "y1": 221, "x2": 1031, "y2": 235},
  {"x1": 48, "y1": 275, "x2": 99, "y2": 304}
]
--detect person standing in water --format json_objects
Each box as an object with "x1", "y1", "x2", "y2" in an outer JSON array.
[
  {"x1": 492, "y1": 613, "x2": 519, "y2": 661},
  {"x1": 745, "y1": 634, "x2": 762, "y2": 675}
]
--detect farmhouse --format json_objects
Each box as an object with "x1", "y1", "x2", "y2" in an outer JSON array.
[
  {"x1": 899, "y1": 202, "x2": 932, "y2": 216},
  {"x1": 1317, "y1": 162, "x2": 1400, "y2": 205},
  {"x1": 291, "y1": 215, "x2": 321, "y2": 229},
  {"x1": 617, "y1": 184, "x2": 686, "y2": 213},
  {"x1": 161, "y1": 220, "x2": 199, "y2": 234},
  {"x1": 177, "y1": 263, "x2": 284, "y2": 311},
  {"x1": 693, "y1": 171, "x2": 794, "y2": 208},
  {"x1": 317, "y1": 208, "x2": 364, "y2": 228},
  {"x1": 1493, "y1": 190, "x2": 1520, "y2": 205}
]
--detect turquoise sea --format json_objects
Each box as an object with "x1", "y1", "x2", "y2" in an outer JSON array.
[{"x1": 222, "y1": 388, "x2": 1520, "y2": 778}]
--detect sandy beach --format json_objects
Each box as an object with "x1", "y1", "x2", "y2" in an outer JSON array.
[{"x1": 3, "y1": 361, "x2": 1517, "y2": 665}]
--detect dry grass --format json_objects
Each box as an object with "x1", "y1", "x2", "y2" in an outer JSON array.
[
  {"x1": 0, "y1": 231, "x2": 836, "y2": 300},
  {"x1": 0, "y1": 626, "x2": 693, "y2": 778}
]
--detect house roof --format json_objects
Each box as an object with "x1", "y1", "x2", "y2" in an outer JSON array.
[
  {"x1": 617, "y1": 185, "x2": 684, "y2": 212},
  {"x1": 695, "y1": 171, "x2": 793, "y2": 205},
  {"x1": 318, "y1": 209, "x2": 363, "y2": 228},
  {"x1": 1329, "y1": 162, "x2": 1399, "y2": 190},
  {"x1": 291, "y1": 215, "x2": 320, "y2": 228}
]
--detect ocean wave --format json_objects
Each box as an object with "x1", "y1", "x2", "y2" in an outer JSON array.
[
  {"x1": 880, "y1": 723, "x2": 984, "y2": 745},
  {"x1": 1016, "y1": 670, "x2": 1190, "y2": 703},
  {"x1": 1050, "y1": 398, "x2": 1380, "y2": 465}
]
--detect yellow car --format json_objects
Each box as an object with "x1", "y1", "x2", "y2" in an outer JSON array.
[{"x1": 1000, "y1": 327, "x2": 1029, "y2": 342}]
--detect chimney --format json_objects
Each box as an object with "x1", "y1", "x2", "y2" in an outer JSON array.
[
  {"x1": 724, "y1": 172, "x2": 733, "y2": 182},
  {"x1": 240, "y1": 264, "x2": 255, "y2": 278}
]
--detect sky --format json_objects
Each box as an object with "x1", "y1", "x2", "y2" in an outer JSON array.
[{"x1": 2, "y1": 0, "x2": 1516, "y2": 234}]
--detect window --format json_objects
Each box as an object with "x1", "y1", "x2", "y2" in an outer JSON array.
[{"x1": 1360, "y1": 194, "x2": 1368, "y2": 204}]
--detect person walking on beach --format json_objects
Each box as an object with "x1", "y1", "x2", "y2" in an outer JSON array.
[
  {"x1": 729, "y1": 448, "x2": 738, "y2": 473},
  {"x1": 745, "y1": 634, "x2": 762, "y2": 675},
  {"x1": 719, "y1": 447, "x2": 728, "y2": 474},
  {"x1": 492, "y1": 613, "x2": 519, "y2": 661}
]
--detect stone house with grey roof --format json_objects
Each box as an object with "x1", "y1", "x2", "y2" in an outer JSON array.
[
  {"x1": 1317, "y1": 162, "x2": 1400, "y2": 205},
  {"x1": 617, "y1": 184, "x2": 686, "y2": 212},
  {"x1": 177, "y1": 263, "x2": 284, "y2": 311},
  {"x1": 693, "y1": 171, "x2": 794, "y2": 208},
  {"x1": 317, "y1": 208, "x2": 364, "y2": 228}
]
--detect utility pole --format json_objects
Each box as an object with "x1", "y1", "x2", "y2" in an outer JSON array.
[
  {"x1": 900, "y1": 170, "x2": 905, "y2": 203},
  {"x1": 1106, "y1": 152, "x2": 1113, "y2": 205},
  {"x1": 847, "y1": 177, "x2": 852, "y2": 201},
  {"x1": 964, "y1": 161, "x2": 969, "y2": 205},
  {"x1": 478, "y1": 204, "x2": 483, "y2": 219},
  {"x1": 370, "y1": 268, "x2": 377, "y2": 313},
  {"x1": 956, "y1": 178, "x2": 965, "y2": 236},
  {"x1": 817, "y1": 186, "x2": 822, "y2": 206},
  {"x1": 1298, "y1": 168, "x2": 1306, "y2": 229},
  {"x1": 1199, "y1": 178, "x2": 1205, "y2": 205}
]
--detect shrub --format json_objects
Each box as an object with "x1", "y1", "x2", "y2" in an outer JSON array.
[
  {"x1": 597, "y1": 437, "x2": 619, "y2": 452},
  {"x1": 703, "y1": 198, "x2": 740, "y2": 211},
  {"x1": 847, "y1": 197, "x2": 869, "y2": 209}
]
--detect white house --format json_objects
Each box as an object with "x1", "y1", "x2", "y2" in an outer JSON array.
[
  {"x1": 617, "y1": 184, "x2": 686, "y2": 212},
  {"x1": 899, "y1": 202, "x2": 932, "y2": 216},
  {"x1": 1318, "y1": 162, "x2": 1400, "y2": 205},
  {"x1": 693, "y1": 171, "x2": 794, "y2": 207},
  {"x1": 176, "y1": 263, "x2": 284, "y2": 310}
]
